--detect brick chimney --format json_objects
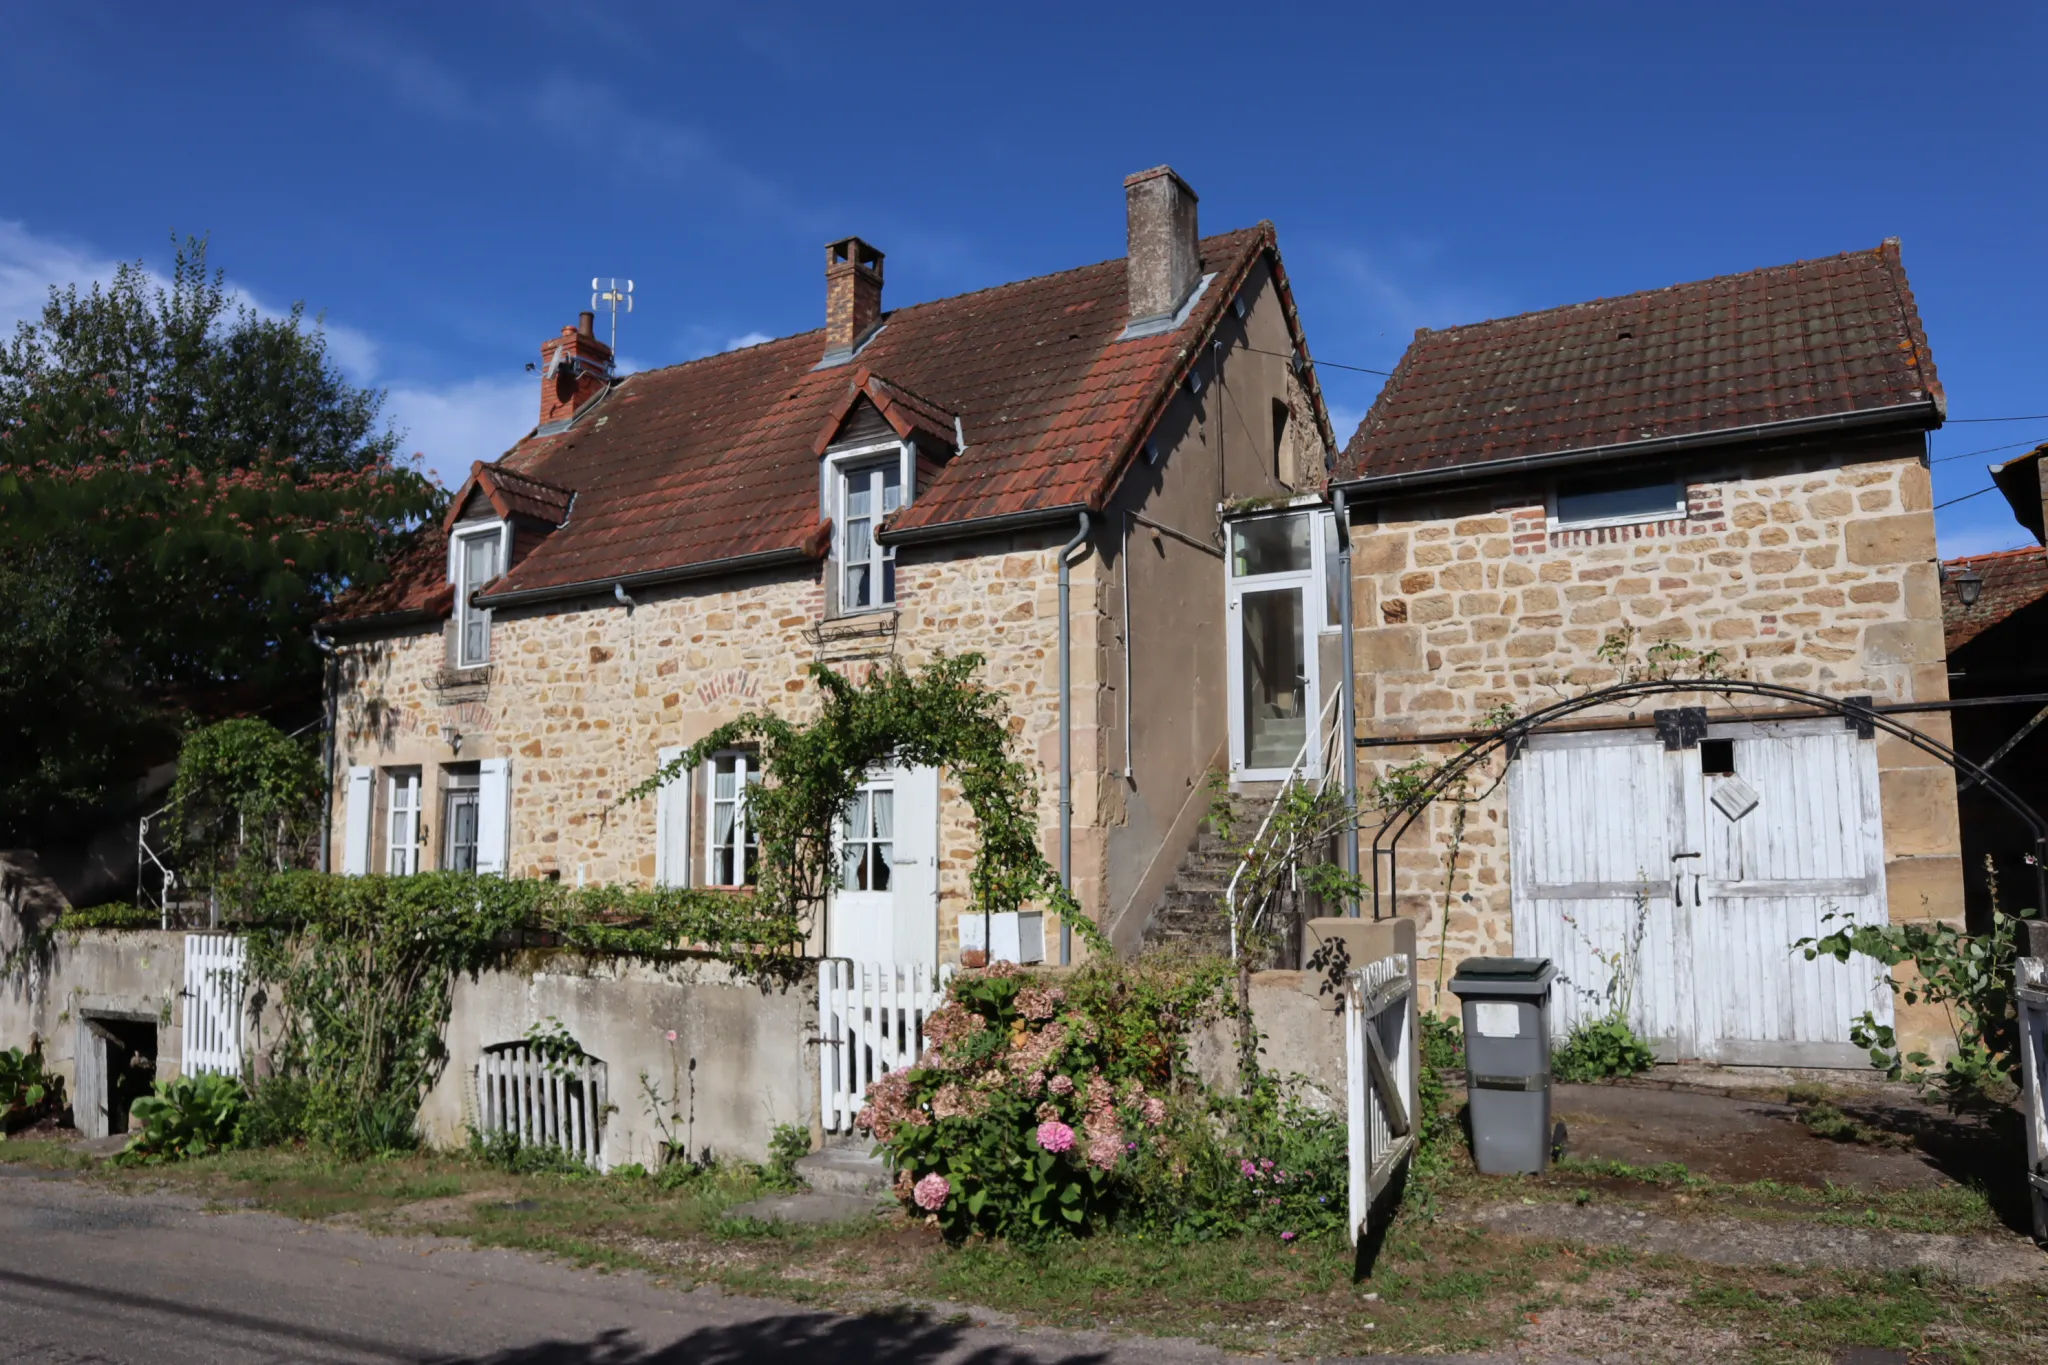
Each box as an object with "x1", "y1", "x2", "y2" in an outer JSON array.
[
  {"x1": 539, "y1": 310, "x2": 612, "y2": 428},
  {"x1": 1124, "y1": 166, "x2": 1201, "y2": 327},
  {"x1": 823, "y1": 236, "x2": 884, "y2": 363}
]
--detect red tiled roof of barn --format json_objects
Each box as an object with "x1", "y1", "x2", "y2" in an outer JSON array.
[
  {"x1": 1337, "y1": 241, "x2": 1944, "y2": 484},
  {"x1": 1942, "y1": 546, "x2": 2048, "y2": 653},
  {"x1": 332, "y1": 223, "x2": 1312, "y2": 623}
]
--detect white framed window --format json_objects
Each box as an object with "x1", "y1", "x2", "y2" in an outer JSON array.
[
  {"x1": 385, "y1": 768, "x2": 421, "y2": 875},
  {"x1": 839, "y1": 777, "x2": 894, "y2": 892},
  {"x1": 837, "y1": 459, "x2": 902, "y2": 611},
  {"x1": 1225, "y1": 506, "x2": 1335, "y2": 781},
  {"x1": 1550, "y1": 477, "x2": 1686, "y2": 531},
  {"x1": 451, "y1": 524, "x2": 506, "y2": 668},
  {"x1": 705, "y1": 751, "x2": 763, "y2": 887},
  {"x1": 442, "y1": 766, "x2": 481, "y2": 873}
]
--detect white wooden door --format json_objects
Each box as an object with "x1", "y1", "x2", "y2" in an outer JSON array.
[
  {"x1": 827, "y1": 764, "x2": 940, "y2": 968},
  {"x1": 1509, "y1": 731, "x2": 1691, "y2": 1055},
  {"x1": 1688, "y1": 723, "x2": 1893, "y2": 1066},
  {"x1": 1509, "y1": 722, "x2": 1892, "y2": 1066}
]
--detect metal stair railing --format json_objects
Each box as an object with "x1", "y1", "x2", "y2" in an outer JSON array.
[{"x1": 1227, "y1": 688, "x2": 1346, "y2": 959}]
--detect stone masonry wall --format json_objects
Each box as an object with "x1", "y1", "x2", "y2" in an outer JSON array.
[
  {"x1": 1347, "y1": 439, "x2": 1963, "y2": 1051},
  {"x1": 331, "y1": 533, "x2": 1113, "y2": 967}
]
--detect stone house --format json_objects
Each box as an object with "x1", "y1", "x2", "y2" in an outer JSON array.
[
  {"x1": 1317, "y1": 242, "x2": 1964, "y2": 1065},
  {"x1": 320, "y1": 166, "x2": 1335, "y2": 970}
]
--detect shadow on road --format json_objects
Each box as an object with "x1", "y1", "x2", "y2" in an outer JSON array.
[{"x1": 447, "y1": 1314, "x2": 1115, "y2": 1365}]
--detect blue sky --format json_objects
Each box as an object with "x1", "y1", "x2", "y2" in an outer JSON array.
[{"x1": 6, "y1": 2, "x2": 2043, "y2": 554}]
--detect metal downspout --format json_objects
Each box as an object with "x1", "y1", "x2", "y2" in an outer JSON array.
[
  {"x1": 313, "y1": 628, "x2": 337, "y2": 874},
  {"x1": 1058, "y1": 511, "x2": 1092, "y2": 965},
  {"x1": 1333, "y1": 488, "x2": 1360, "y2": 910}
]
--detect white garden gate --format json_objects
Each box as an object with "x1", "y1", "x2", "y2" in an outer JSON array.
[
  {"x1": 181, "y1": 933, "x2": 247, "y2": 1078},
  {"x1": 1508, "y1": 719, "x2": 1892, "y2": 1067},
  {"x1": 474, "y1": 1042, "x2": 609, "y2": 1169},
  {"x1": 1344, "y1": 950, "x2": 1418, "y2": 1248},
  {"x1": 2017, "y1": 952, "x2": 2048, "y2": 1243},
  {"x1": 818, "y1": 959, "x2": 952, "y2": 1132}
]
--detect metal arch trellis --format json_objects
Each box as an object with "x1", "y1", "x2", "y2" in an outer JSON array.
[{"x1": 1366, "y1": 677, "x2": 2048, "y2": 921}]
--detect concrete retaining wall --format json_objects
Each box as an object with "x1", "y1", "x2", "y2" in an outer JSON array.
[
  {"x1": 0, "y1": 929, "x2": 188, "y2": 1133},
  {"x1": 430, "y1": 953, "x2": 818, "y2": 1168}
]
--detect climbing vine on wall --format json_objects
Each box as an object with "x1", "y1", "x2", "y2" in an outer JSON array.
[{"x1": 625, "y1": 653, "x2": 1086, "y2": 954}]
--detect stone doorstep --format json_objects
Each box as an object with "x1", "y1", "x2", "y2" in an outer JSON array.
[
  {"x1": 795, "y1": 1142, "x2": 891, "y2": 1196},
  {"x1": 723, "y1": 1190, "x2": 886, "y2": 1226}
]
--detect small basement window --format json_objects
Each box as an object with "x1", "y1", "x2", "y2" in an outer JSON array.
[
  {"x1": 1699, "y1": 739, "x2": 1735, "y2": 776},
  {"x1": 1552, "y1": 477, "x2": 1686, "y2": 530}
]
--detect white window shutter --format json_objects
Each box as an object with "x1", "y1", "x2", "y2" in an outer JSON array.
[
  {"x1": 475, "y1": 758, "x2": 511, "y2": 876},
  {"x1": 654, "y1": 747, "x2": 690, "y2": 888},
  {"x1": 889, "y1": 764, "x2": 941, "y2": 967},
  {"x1": 343, "y1": 767, "x2": 374, "y2": 876}
]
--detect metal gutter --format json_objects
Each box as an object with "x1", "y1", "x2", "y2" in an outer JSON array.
[
  {"x1": 1332, "y1": 400, "x2": 1941, "y2": 499},
  {"x1": 1332, "y1": 487, "x2": 1360, "y2": 899},
  {"x1": 477, "y1": 546, "x2": 816, "y2": 610},
  {"x1": 879, "y1": 502, "x2": 1090, "y2": 549}
]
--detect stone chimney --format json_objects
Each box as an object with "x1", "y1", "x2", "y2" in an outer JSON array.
[
  {"x1": 823, "y1": 236, "x2": 885, "y2": 363},
  {"x1": 1125, "y1": 166, "x2": 1201, "y2": 327},
  {"x1": 539, "y1": 310, "x2": 612, "y2": 429}
]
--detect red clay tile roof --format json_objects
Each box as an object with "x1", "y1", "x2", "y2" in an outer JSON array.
[
  {"x1": 1943, "y1": 547, "x2": 2048, "y2": 653},
  {"x1": 332, "y1": 224, "x2": 1318, "y2": 620},
  {"x1": 1337, "y1": 241, "x2": 1945, "y2": 484},
  {"x1": 443, "y1": 461, "x2": 575, "y2": 531}
]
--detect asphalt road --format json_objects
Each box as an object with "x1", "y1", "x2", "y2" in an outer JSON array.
[{"x1": 0, "y1": 1164, "x2": 1513, "y2": 1365}]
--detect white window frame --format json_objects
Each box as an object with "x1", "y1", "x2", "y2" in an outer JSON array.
[
  {"x1": 1224, "y1": 506, "x2": 1332, "y2": 782},
  {"x1": 704, "y1": 750, "x2": 763, "y2": 887},
  {"x1": 837, "y1": 771, "x2": 895, "y2": 894},
  {"x1": 385, "y1": 768, "x2": 421, "y2": 875},
  {"x1": 1547, "y1": 478, "x2": 1688, "y2": 533},
  {"x1": 449, "y1": 520, "x2": 510, "y2": 669},
  {"x1": 441, "y1": 766, "x2": 482, "y2": 874},
  {"x1": 823, "y1": 439, "x2": 913, "y2": 615}
]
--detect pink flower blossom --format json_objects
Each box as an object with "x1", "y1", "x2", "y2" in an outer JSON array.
[
  {"x1": 1087, "y1": 1134, "x2": 1123, "y2": 1171},
  {"x1": 1048, "y1": 1074, "x2": 1075, "y2": 1096},
  {"x1": 1036, "y1": 1120, "x2": 1076, "y2": 1153},
  {"x1": 912, "y1": 1173, "x2": 950, "y2": 1211},
  {"x1": 664, "y1": 1030, "x2": 678, "y2": 1042},
  {"x1": 1281, "y1": 1231, "x2": 1297, "y2": 1242},
  {"x1": 1141, "y1": 1096, "x2": 1166, "y2": 1126}
]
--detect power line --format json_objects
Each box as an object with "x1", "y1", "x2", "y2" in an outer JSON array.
[
  {"x1": 1948, "y1": 414, "x2": 2048, "y2": 423},
  {"x1": 1238, "y1": 344, "x2": 1395, "y2": 377},
  {"x1": 1936, "y1": 485, "x2": 1999, "y2": 510},
  {"x1": 1931, "y1": 435, "x2": 2048, "y2": 464}
]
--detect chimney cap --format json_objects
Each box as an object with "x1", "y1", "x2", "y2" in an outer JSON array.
[
  {"x1": 826, "y1": 236, "x2": 885, "y2": 279},
  {"x1": 1123, "y1": 165, "x2": 1198, "y2": 202}
]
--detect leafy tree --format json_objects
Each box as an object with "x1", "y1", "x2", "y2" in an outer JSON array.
[{"x1": 0, "y1": 237, "x2": 442, "y2": 844}]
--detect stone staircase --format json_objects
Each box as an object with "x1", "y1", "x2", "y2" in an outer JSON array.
[{"x1": 1141, "y1": 787, "x2": 1279, "y2": 958}]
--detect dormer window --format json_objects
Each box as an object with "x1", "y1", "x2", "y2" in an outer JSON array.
[
  {"x1": 835, "y1": 456, "x2": 902, "y2": 612},
  {"x1": 452, "y1": 524, "x2": 504, "y2": 668}
]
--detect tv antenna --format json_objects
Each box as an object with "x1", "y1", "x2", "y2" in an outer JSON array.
[{"x1": 591, "y1": 278, "x2": 633, "y2": 351}]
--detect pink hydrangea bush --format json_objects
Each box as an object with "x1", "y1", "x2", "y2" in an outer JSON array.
[{"x1": 856, "y1": 957, "x2": 1209, "y2": 1242}]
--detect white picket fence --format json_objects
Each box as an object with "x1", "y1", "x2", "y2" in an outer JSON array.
[
  {"x1": 474, "y1": 1043, "x2": 609, "y2": 1169},
  {"x1": 181, "y1": 933, "x2": 247, "y2": 1078},
  {"x1": 1344, "y1": 950, "x2": 1419, "y2": 1248},
  {"x1": 819, "y1": 959, "x2": 954, "y2": 1132},
  {"x1": 2017, "y1": 953, "x2": 2048, "y2": 1243}
]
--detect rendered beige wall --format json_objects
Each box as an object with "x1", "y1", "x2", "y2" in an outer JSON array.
[{"x1": 1345, "y1": 438, "x2": 1963, "y2": 1055}]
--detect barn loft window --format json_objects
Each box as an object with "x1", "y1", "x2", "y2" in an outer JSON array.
[
  {"x1": 1700, "y1": 739, "x2": 1735, "y2": 775},
  {"x1": 1551, "y1": 476, "x2": 1686, "y2": 531}
]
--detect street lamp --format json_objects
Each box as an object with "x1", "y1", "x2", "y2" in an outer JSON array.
[{"x1": 1954, "y1": 565, "x2": 1984, "y2": 608}]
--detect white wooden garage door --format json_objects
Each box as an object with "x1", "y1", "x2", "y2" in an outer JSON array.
[{"x1": 1507, "y1": 720, "x2": 1893, "y2": 1067}]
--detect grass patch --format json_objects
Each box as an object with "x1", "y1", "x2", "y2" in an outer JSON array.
[{"x1": 7, "y1": 1139, "x2": 2041, "y2": 1361}]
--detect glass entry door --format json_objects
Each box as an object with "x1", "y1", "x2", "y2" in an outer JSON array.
[{"x1": 1226, "y1": 511, "x2": 1328, "y2": 781}]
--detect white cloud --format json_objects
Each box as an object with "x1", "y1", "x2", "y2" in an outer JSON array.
[
  {"x1": 301, "y1": 12, "x2": 487, "y2": 124},
  {"x1": 384, "y1": 376, "x2": 536, "y2": 488},
  {"x1": 725, "y1": 331, "x2": 772, "y2": 351},
  {"x1": 0, "y1": 219, "x2": 122, "y2": 337}
]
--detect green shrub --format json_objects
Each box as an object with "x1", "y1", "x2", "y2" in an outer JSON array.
[
  {"x1": 120, "y1": 1073, "x2": 246, "y2": 1163},
  {"x1": 55, "y1": 902, "x2": 162, "y2": 931},
  {"x1": 767, "y1": 1122, "x2": 811, "y2": 1190},
  {"x1": 1552, "y1": 1014, "x2": 1656, "y2": 1083},
  {"x1": 235, "y1": 1074, "x2": 311, "y2": 1147},
  {"x1": 0, "y1": 1040, "x2": 64, "y2": 1129}
]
